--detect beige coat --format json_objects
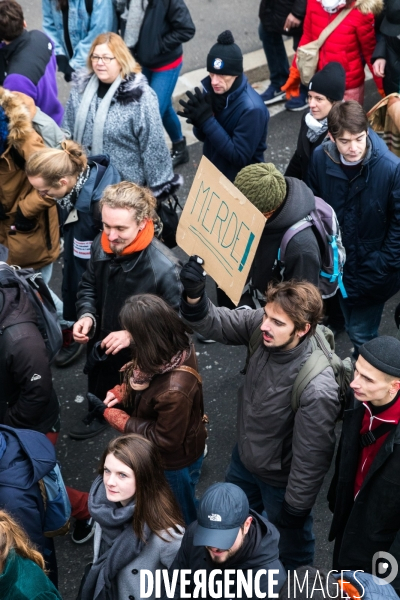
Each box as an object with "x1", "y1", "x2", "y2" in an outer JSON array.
[
  {"x1": 367, "y1": 93, "x2": 400, "y2": 157},
  {"x1": 0, "y1": 88, "x2": 59, "y2": 269}
]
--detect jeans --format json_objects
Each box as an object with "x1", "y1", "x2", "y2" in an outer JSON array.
[
  {"x1": 258, "y1": 23, "x2": 301, "y2": 88},
  {"x1": 339, "y1": 298, "x2": 385, "y2": 358},
  {"x1": 226, "y1": 445, "x2": 315, "y2": 569},
  {"x1": 142, "y1": 64, "x2": 183, "y2": 143},
  {"x1": 164, "y1": 453, "x2": 204, "y2": 525},
  {"x1": 37, "y1": 263, "x2": 73, "y2": 329}
]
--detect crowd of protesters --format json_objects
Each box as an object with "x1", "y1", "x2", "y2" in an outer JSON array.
[{"x1": 0, "y1": 0, "x2": 400, "y2": 598}]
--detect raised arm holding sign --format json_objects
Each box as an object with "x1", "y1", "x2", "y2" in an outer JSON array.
[{"x1": 177, "y1": 157, "x2": 266, "y2": 305}]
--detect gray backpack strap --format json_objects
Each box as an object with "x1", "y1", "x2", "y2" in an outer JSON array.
[
  {"x1": 242, "y1": 323, "x2": 263, "y2": 375},
  {"x1": 291, "y1": 325, "x2": 334, "y2": 412},
  {"x1": 291, "y1": 349, "x2": 330, "y2": 412},
  {"x1": 278, "y1": 218, "x2": 313, "y2": 265}
]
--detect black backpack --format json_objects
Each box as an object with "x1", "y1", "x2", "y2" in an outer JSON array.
[{"x1": 0, "y1": 263, "x2": 63, "y2": 364}]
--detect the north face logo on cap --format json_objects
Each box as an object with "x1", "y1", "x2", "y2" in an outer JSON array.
[
  {"x1": 208, "y1": 513, "x2": 222, "y2": 522},
  {"x1": 213, "y1": 58, "x2": 224, "y2": 70}
]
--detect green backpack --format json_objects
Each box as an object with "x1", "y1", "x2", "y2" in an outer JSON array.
[{"x1": 244, "y1": 324, "x2": 353, "y2": 413}]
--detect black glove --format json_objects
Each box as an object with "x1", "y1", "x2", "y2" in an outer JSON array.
[
  {"x1": 56, "y1": 55, "x2": 75, "y2": 83},
  {"x1": 87, "y1": 392, "x2": 107, "y2": 418},
  {"x1": 180, "y1": 255, "x2": 206, "y2": 299},
  {"x1": 177, "y1": 87, "x2": 213, "y2": 128},
  {"x1": 14, "y1": 206, "x2": 36, "y2": 232},
  {"x1": 278, "y1": 500, "x2": 311, "y2": 530},
  {"x1": 0, "y1": 202, "x2": 8, "y2": 221},
  {"x1": 395, "y1": 303, "x2": 400, "y2": 329}
]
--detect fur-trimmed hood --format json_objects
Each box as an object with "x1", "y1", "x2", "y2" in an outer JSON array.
[
  {"x1": 354, "y1": 0, "x2": 383, "y2": 15},
  {"x1": 0, "y1": 87, "x2": 35, "y2": 151},
  {"x1": 72, "y1": 69, "x2": 147, "y2": 105}
]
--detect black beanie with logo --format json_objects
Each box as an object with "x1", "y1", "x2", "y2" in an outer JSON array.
[{"x1": 207, "y1": 30, "x2": 243, "y2": 76}]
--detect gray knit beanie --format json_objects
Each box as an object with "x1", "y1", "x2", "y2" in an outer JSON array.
[
  {"x1": 234, "y1": 163, "x2": 287, "y2": 213},
  {"x1": 359, "y1": 336, "x2": 400, "y2": 377}
]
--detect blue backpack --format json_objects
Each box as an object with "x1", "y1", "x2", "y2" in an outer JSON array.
[
  {"x1": 276, "y1": 196, "x2": 347, "y2": 299},
  {"x1": 38, "y1": 463, "x2": 71, "y2": 537}
]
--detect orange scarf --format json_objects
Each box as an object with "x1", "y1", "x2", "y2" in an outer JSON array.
[{"x1": 101, "y1": 219, "x2": 154, "y2": 255}]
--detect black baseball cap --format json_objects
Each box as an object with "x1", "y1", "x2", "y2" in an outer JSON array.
[{"x1": 193, "y1": 483, "x2": 249, "y2": 549}]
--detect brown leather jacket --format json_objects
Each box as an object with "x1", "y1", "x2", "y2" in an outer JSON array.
[
  {"x1": 124, "y1": 346, "x2": 207, "y2": 470},
  {"x1": 0, "y1": 88, "x2": 59, "y2": 269}
]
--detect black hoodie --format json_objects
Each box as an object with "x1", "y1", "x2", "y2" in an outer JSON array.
[
  {"x1": 165, "y1": 510, "x2": 286, "y2": 600},
  {"x1": 0, "y1": 282, "x2": 59, "y2": 432},
  {"x1": 241, "y1": 177, "x2": 321, "y2": 306}
]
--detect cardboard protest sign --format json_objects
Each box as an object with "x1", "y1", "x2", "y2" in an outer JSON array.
[{"x1": 177, "y1": 157, "x2": 266, "y2": 305}]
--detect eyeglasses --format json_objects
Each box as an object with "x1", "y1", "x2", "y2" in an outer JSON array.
[{"x1": 91, "y1": 55, "x2": 116, "y2": 64}]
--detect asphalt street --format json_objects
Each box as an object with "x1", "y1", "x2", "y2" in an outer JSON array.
[{"x1": 13, "y1": 2, "x2": 400, "y2": 597}]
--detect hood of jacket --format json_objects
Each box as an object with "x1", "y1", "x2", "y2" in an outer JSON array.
[
  {"x1": 265, "y1": 176, "x2": 316, "y2": 233},
  {"x1": 0, "y1": 424, "x2": 56, "y2": 489},
  {"x1": 226, "y1": 510, "x2": 282, "y2": 571},
  {"x1": 75, "y1": 154, "x2": 121, "y2": 213},
  {"x1": 0, "y1": 87, "x2": 35, "y2": 154},
  {"x1": 0, "y1": 276, "x2": 37, "y2": 331},
  {"x1": 72, "y1": 70, "x2": 147, "y2": 105},
  {"x1": 321, "y1": 127, "x2": 389, "y2": 169},
  {"x1": 354, "y1": 0, "x2": 383, "y2": 15}
]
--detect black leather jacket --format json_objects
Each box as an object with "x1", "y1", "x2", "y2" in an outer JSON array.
[{"x1": 76, "y1": 234, "x2": 182, "y2": 342}]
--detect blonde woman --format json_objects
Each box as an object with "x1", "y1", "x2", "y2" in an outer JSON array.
[
  {"x1": 0, "y1": 510, "x2": 62, "y2": 599},
  {"x1": 63, "y1": 32, "x2": 181, "y2": 199},
  {"x1": 26, "y1": 139, "x2": 120, "y2": 367}
]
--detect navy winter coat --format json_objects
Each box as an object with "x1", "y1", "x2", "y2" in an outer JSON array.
[
  {"x1": 0, "y1": 425, "x2": 58, "y2": 583},
  {"x1": 309, "y1": 129, "x2": 400, "y2": 306},
  {"x1": 61, "y1": 154, "x2": 120, "y2": 321},
  {"x1": 194, "y1": 75, "x2": 269, "y2": 182}
]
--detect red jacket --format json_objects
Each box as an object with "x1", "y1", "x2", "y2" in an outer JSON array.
[{"x1": 297, "y1": 0, "x2": 383, "y2": 90}]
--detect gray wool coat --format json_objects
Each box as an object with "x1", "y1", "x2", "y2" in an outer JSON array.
[
  {"x1": 63, "y1": 71, "x2": 176, "y2": 194},
  {"x1": 92, "y1": 523, "x2": 184, "y2": 600}
]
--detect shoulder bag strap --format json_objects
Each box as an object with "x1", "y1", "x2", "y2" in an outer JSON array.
[
  {"x1": 174, "y1": 365, "x2": 202, "y2": 384},
  {"x1": 316, "y1": 7, "x2": 353, "y2": 49}
]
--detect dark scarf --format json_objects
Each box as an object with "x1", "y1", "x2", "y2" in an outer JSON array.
[
  {"x1": 81, "y1": 475, "x2": 148, "y2": 600},
  {"x1": 209, "y1": 73, "x2": 243, "y2": 113}
]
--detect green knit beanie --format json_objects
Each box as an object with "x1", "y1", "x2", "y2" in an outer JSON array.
[{"x1": 234, "y1": 163, "x2": 287, "y2": 213}]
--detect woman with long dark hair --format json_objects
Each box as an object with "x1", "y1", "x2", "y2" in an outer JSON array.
[
  {"x1": 43, "y1": 0, "x2": 116, "y2": 81},
  {"x1": 80, "y1": 434, "x2": 184, "y2": 600},
  {"x1": 89, "y1": 294, "x2": 207, "y2": 525}
]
